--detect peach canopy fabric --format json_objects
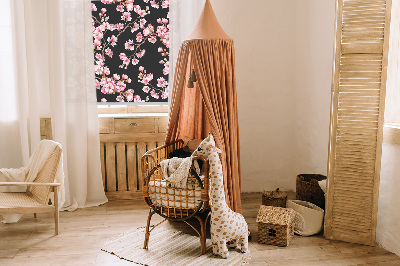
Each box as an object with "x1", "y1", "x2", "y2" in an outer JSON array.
[{"x1": 166, "y1": 39, "x2": 242, "y2": 213}]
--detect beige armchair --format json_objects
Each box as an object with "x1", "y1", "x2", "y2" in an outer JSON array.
[{"x1": 0, "y1": 145, "x2": 62, "y2": 234}]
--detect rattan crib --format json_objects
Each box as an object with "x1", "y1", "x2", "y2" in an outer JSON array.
[{"x1": 141, "y1": 140, "x2": 210, "y2": 254}]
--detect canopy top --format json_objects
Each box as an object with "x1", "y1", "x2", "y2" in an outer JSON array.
[{"x1": 188, "y1": 0, "x2": 231, "y2": 40}]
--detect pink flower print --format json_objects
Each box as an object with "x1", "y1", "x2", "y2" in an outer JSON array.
[
  {"x1": 103, "y1": 67, "x2": 110, "y2": 75},
  {"x1": 101, "y1": 98, "x2": 107, "y2": 102},
  {"x1": 139, "y1": 19, "x2": 147, "y2": 28},
  {"x1": 116, "y1": 23, "x2": 124, "y2": 30},
  {"x1": 141, "y1": 73, "x2": 153, "y2": 85},
  {"x1": 116, "y1": 81, "x2": 126, "y2": 92},
  {"x1": 143, "y1": 27, "x2": 151, "y2": 36},
  {"x1": 139, "y1": 66, "x2": 144, "y2": 72},
  {"x1": 125, "y1": 89, "x2": 134, "y2": 102},
  {"x1": 103, "y1": 22, "x2": 112, "y2": 30},
  {"x1": 136, "y1": 49, "x2": 146, "y2": 58},
  {"x1": 138, "y1": 10, "x2": 146, "y2": 17},
  {"x1": 163, "y1": 66, "x2": 169, "y2": 75},
  {"x1": 107, "y1": 35, "x2": 118, "y2": 47},
  {"x1": 96, "y1": 80, "x2": 100, "y2": 90},
  {"x1": 126, "y1": 3, "x2": 134, "y2": 11},
  {"x1": 148, "y1": 36, "x2": 157, "y2": 44},
  {"x1": 94, "y1": 31, "x2": 103, "y2": 41},
  {"x1": 134, "y1": 95, "x2": 143, "y2": 102},
  {"x1": 94, "y1": 39, "x2": 101, "y2": 50},
  {"x1": 101, "y1": 8, "x2": 107, "y2": 13},
  {"x1": 122, "y1": 74, "x2": 128, "y2": 80},
  {"x1": 125, "y1": 40, "x2": 135, "y2": 50},
  {"x1": 133, "y1": 5, "x2": 140, "y2": 13},
  {"x1": 91, "y1": 3, "x2": 97, "y2": 11},
  {"x1": 157, "y1": 77, "x2": 166, "y2": 87},
  {"x1": 162, "y1": 0, "x2": 169, "y2": 9},
  {"x1": 122, "y1": 12, "x2": 132, "y2": 22},
  {"x1": 132, "y1": 58, "x2": 139, "y2": 65},
  {"x1": 113, "y1": 74, "x2": 120, "y2": 80},
  {"x1": 94, "y1": 65, "x2": 102, "y2": 75},
  {"x1": 150, "y1": 0, "x2": 159, "y2": 9},
  {"x1": 158, "y1": 47, "x2": 163, "y2": 53},
  {"x1": 123, "y1": 58, "x2": 130, "y2": 66},
  {"x1": 116, "y1": 5, "x2": 124, "y2": 12},
  {"x1": 127, "y1": 78, "x2": 132, "y2": 83},
  {"x1": 142, "y1": 86, "x2": 150, "y2": 93},
  {"x1": 136, "y1": 32, "x2": 143, "y2": 42},
  {"x1": 101, "y1": 0, "x2": 113, "y2": 3},
  {"x1": 161, "y1": 91, "x2": 168, "y2": 99},
  {"x1": 150, "y1": 89, "x2": 159, "y2": 99},
  {"x1": 105, "y1": 48, "x2": 113, "y2": 58},
  {"x1": 116, "y1": 95, "x2": 124, "y2": 102},
  {"x1": 131, "y1": 23, "x2": 139, "y2": 32},
  {"x1": 95, "y1": 53, "x2": 104, "y2": 61},
  {"x1": 162, "y1": 18, "x2": 168, "y2": 24}
]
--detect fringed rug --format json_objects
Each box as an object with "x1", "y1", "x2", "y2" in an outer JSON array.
[{"x1": 102, "y1": 226, "x2": 250, "y2": 265}]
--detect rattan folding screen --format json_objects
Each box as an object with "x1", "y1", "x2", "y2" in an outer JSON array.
[{"x1": 325, "y1": 0, "x2": 392, "y2": 245}]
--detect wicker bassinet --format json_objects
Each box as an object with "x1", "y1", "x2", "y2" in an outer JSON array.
[{"x1": 141, "y1": 140, "x2": 210, "y2": 254}]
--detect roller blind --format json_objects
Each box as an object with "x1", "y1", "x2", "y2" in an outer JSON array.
[{"x1": 325, "y1": 0, "x2": 392, "y2": 245}]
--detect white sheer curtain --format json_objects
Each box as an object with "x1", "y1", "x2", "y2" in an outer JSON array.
[
  {"x1": 1, "y1": 0, "x2": 107, "y2": 211},
  {"x1": 0, "y1": 0, "x2": 24, "y2": 170},
  {"x1": 168, "y1": 0, "x2": 204, "y2": 101}
]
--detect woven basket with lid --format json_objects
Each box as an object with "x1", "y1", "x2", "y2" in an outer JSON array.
[{"x1": 262, "y1": 188, "x2": 287, "y2": 208}]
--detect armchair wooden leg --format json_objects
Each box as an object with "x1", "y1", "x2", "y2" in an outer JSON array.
[
  {"x1": 34, "y1": 213, "x2": 37, "y2": 218},
  {"x1": 54, "y1": 186, "x2": 59, "y2": 235},
  {"x1": 144, "y1": 209, "x2": 155, "y2": 249}
]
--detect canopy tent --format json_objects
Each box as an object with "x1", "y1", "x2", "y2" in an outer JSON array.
[{"x1": 166, "y1": 0, "x2": 242, "y2": 212}]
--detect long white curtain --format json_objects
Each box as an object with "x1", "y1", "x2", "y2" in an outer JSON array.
[
  {"x1": 0, "y1": 0, "x2": 107, "y2": 211},
  {"x1": 168, "y1": 0, "x2": 204, "y2": 101}
]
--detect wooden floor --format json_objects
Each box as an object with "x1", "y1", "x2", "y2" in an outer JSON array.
[{"x1": 1, "y1": 193, "x2": 399, "y2": 266}]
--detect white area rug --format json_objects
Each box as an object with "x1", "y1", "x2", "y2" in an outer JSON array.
[{"x1": 102, "y1": 226, "x2": 250, "y2": 265}]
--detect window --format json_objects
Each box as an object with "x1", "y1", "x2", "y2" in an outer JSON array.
[{"x1": 92, "y1": 0, "x2": 169, "y2": 104}]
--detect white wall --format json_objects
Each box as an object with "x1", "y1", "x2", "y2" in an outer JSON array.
[
  {"x1": 211, "y1": 0, "x2": 335, "y2": 192},
  {"x1": 294, "y1": 1, "x2": 335, "y2": 177},
  {"x1": 377, "y1": 142, "x2": 400, "y2": 256}
]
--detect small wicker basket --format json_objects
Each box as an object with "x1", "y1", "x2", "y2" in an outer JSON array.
[
  {"x1": 296, "y1": 174, "x2": 326, "y2": 210},
  {"x1": 256, "y1": 205, "x2": 296, "y2": 247},
  {"x1": 262, "y1": 188, "x2": 287, "y2": 208}
]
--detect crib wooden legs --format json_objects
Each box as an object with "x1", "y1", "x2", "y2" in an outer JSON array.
[
  {"x1": 199, "y1": 217, "x2": 207, "y2": 255},
  {"x1": 144, "y1": 209, "x2": 155, "y2": 249},
  {"x1": 193, "y1": 212, "x2": 211, "y2": 255}
]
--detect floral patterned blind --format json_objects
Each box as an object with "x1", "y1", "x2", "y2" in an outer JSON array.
[{"x1": 92, "y1": 0, "x2": 169, "y2": 103}]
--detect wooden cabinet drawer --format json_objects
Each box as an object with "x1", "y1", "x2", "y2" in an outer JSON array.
[
  {"x1": 99, "y1": 117, "x2": 114, "y2": 134},
  {"x1": 114, "y1": 118, "x2": 155, "y2": 133},
  {"x1": 157, "y1": 117, "x2": 168, "y2": 133}
]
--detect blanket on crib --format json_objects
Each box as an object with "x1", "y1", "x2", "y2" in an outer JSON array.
[{"x1": 159, "y1": 157, "x2": 199, "y2": 188}]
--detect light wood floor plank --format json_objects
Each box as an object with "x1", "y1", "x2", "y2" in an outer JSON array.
[{"x1": 0, "y1": 192, "x2": 398, "y2": 265}]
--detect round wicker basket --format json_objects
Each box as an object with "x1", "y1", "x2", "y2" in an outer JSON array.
[{"x1": 295, "y1": 174, "x2": 326, "y2": 210}]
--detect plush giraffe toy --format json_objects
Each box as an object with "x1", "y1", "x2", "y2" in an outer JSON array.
[{"x1": 192, "y1": 133, "x2": 248, "y2": 258}]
